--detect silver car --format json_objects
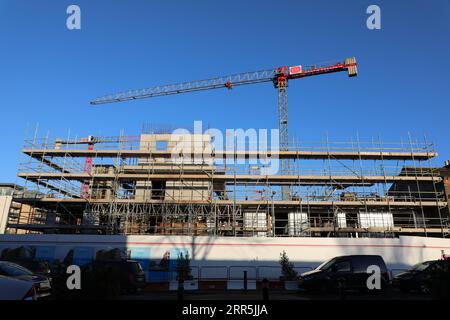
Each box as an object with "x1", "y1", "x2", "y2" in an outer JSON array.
[
  {"x1": 0, "y1": 261, "x2": 51, "y2": 299},
  {"x1": 0, "y1": 275, "x2": 36, "y2": 300}
]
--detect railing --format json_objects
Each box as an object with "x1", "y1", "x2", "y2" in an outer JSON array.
[
  {"x1": 13, "y1": 184, "x2": 445, "y2": 203},
  {"x1": 163, "y1": 265, "x2": 315, "y2": 282},
  {"x1": 160, "y1": 264, "x2": 409, "y2": 283},
  {"x1": 22, "y1": 135, "x2": 435, "y2": 154},
  {"x1": 19, "y1": 155, "x2": 437, "y2": 181}
]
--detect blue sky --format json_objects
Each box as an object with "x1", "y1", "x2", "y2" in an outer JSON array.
[{"x1": 0, "y1": 0, "x2": 449, "y2": 182}]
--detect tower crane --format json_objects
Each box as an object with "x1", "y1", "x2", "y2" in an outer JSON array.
[{"x1": 90, "y1": 57, "x2": 357, "y2": 199}]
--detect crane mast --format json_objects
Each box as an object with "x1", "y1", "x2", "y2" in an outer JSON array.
[{"x1": 91, "y1": 57, "x2": 357, "y2": 200}]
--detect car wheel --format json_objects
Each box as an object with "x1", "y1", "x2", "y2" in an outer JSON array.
[{"x1": 419, "y1": 284, "x2": 430, "y2": 294}]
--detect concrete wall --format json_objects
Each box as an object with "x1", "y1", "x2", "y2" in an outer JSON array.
[
  {"x1": 1, "y1": 234, "x2": 450, "y2": 280},
  {"x1": 136, "y1": 133, "x2": 213, "y2": 202},
  {"x1": 0, "y1": 196, "x2": 12, "y2": 234},
  {"x1": 139, "y1": 133, "x2": 213, "y2": 164}
]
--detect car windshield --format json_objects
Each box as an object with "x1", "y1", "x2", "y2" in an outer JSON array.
[
  {"x1": 0, "y1": 263, "x2": 34, "y2": 276},
  {"x1": 316, "y1": 258, "x2": 336, "y2": 271},
  {"x1": 410, "y1": 261, "x2": 432, "y2": 271}
]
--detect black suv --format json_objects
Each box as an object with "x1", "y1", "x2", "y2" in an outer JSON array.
[
  {"x1": 393, "y1": 259, "x2": 450, "y2": 294},
  {"x1": 298, "y1": 255, "x2": 389, "y2": 293},
  {"x1": 86, "y1": 259, "x2": 146, "y2": 294}
]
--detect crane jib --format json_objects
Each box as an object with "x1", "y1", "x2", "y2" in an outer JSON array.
[{"x1": 90, "y1": 58, "x2": 357, "y2": 105}]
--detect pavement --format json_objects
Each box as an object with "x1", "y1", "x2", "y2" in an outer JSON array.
[{"x1": 120, "y1": 289, "x2": 433, "y2": 300}]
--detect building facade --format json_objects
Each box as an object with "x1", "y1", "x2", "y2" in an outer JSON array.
[{"x1": 5, "y1": 132, "x2": 449, "y2": 238}]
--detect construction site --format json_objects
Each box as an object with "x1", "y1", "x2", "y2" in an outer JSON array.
[
  {"x1": 2, "y1": 57, "x2": 449, "y2": 238},
  {"x1": 3, "y1": 3, "x2": 450, "y2": 304},
  {"x1": 4, "y1": 128, "x2": 448, "y2": 238}
]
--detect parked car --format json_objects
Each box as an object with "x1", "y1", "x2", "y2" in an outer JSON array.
[
  {"x1": 298, "y1": 255, "x2": 389, "y2": 293},
  {"x1": 0, "y1": 275, "x2": 36, "y2": 300},
  {"x1": 392, "y1": 259, "x2": 450, "y2": 294},
  {"x1": 0, "y1": 261, "x2": 52, "y2": 299},
  {"x1": 86, "y1": 259, "x2": 146, "y2": 293}
]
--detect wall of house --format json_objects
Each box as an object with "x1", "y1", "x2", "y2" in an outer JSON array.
[{"x1": 0, "y1": 196, "x2": 12, "y2": 234}]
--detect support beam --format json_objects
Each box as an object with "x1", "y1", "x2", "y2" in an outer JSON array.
[
  {"x1": 17, "y1": 172, "x2": 442, "y2": 185},
  {"x1": 18, "y1": 197, "x2": 447, "y2": 208},
  {"x1": 23, "y1": 148, "x2": 437, "y2": 160}
]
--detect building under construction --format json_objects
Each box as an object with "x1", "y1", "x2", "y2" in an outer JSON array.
[{"x1": 5, "y1": 129, "x2": 449, "y2": 238}]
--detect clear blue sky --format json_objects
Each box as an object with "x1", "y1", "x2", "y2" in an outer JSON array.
[{"x1": 0, "y1": 0, "x2": 449, "y2": 182}]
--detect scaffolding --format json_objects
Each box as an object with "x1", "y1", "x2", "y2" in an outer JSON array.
[{"x1": 7, "y1": 129, "x2": 449, "y2": 238}]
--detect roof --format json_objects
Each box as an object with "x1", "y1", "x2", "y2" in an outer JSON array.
[{"x1": 0, "y1": 183, "x2": 24, "y2": 190}]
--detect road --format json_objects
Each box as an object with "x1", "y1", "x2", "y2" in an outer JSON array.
[{"x1": 120, "y1": 289, "x2": 432, "y2": 300}]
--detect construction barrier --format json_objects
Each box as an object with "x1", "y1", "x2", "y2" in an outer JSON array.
[{"x1": 1, "y1": 234, "x2": 449, "y2": 292}]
